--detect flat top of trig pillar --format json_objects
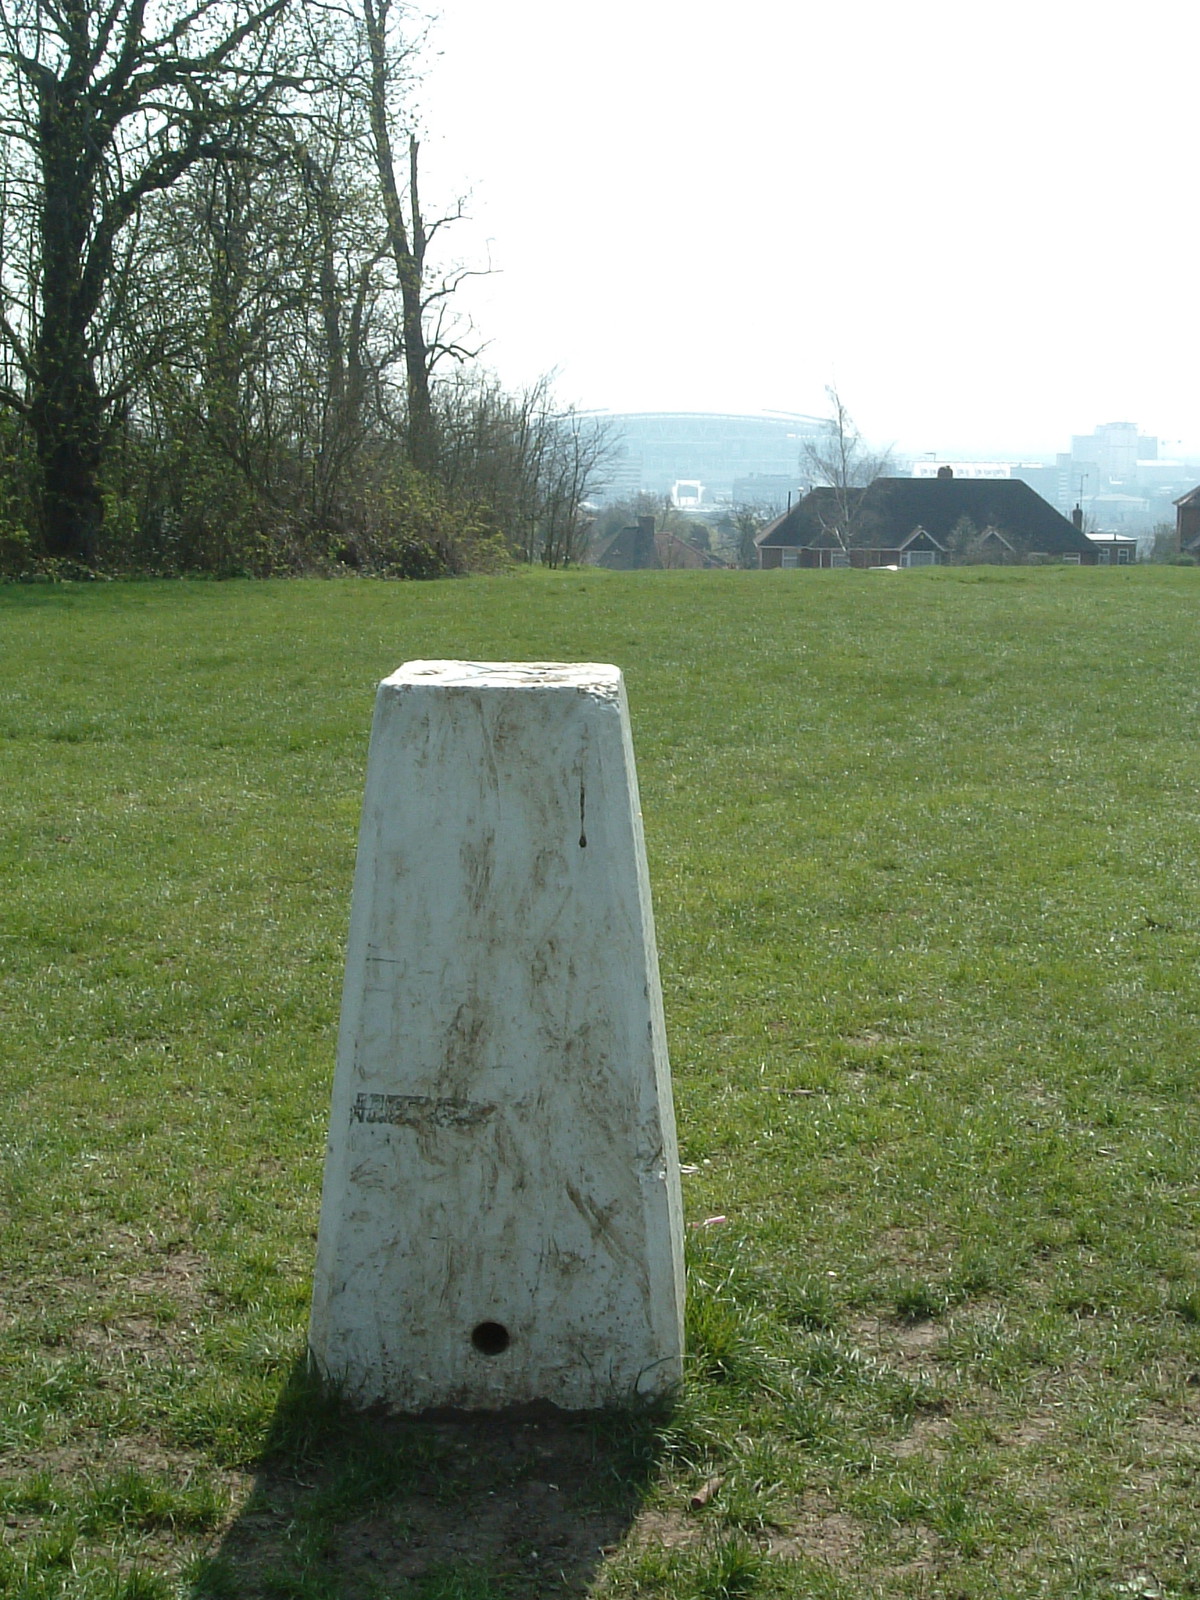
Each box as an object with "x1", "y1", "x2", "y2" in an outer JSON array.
[{"x1": 383, "y1": 661, "x2": 623, "y2": 696}]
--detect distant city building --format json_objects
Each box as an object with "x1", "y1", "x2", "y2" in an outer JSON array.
[
  {"x1": 1054, "y1": 421, "x2": 1195, "y2": 533},
  {"x1": 730, "y1": 474, "x2": 808, "y2": 513},
  {"x1": 1068, "y1": 422, "x2": 1156, "y2": 489},
  {"x1": 597, "y1": 412, "x2": 826, "y2": 502},
  {"x1": 904, "y1": 425, "x2": 1197, "y2": 538},
  {"x1": 1010, "y1": 463, "x2": 1060, "y2": 500},
  {"x1": 911, "y1": 460, "x2": 1060, "y2": 500},
  {"x1": 671, "y1": 480, "x2": 705, "y2": 508},
  {"x1": 1088, "y1": 492, "x2": 1150, "y2": 530},
  {"x1": 912, "y1": 461, "x2": 1013, "y2": 480}
]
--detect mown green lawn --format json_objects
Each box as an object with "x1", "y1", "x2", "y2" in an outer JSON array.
[{"x1": 2, "y1": 567, "x2": 1199, "y2": 1599}]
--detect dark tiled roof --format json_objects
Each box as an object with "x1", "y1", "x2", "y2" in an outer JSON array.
[
  {"x1": 597, "y1": 525, "x2": 729, "y2": 570},
  {"x1": 657, "y1": 532, "x2": 730, "y2": 569},
  {"x1": 760, "y1": 478, "x2": 1094, "y2": 556},
  {"x1": 597, "y1": 523, "x2": 658, "y2": 569}
]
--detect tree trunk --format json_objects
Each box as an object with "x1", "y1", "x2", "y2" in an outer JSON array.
[
  {"x1": 397, "y1": 136, "x2": 436, "y2": 476},
  {"x1": 31, "y1": 81, "x2": 106, "y2": 562},
  {"x1": 29, "y1": 334, "x2": 105, "y2": 563},
  {"x1": 361, "y1": 0, "x2": 438, "y2": 475}
]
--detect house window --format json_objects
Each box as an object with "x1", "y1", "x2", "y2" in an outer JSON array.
[
  {"x1": 903, "y1": 550, "x2": 937, "y2": 567},
  {"x1": 1096, "y1": 548, "x2": 1110, "y2": 564},
  {"x1": 781, "y1": 550, "x2": 799, "y2": 568},
  {"x1": 830, "y1": 551, "x2": 851, "y2": 568},
  {"x1": 1062, "y1": 553, "x2": 1081, "y2": 564},
  {"x1": 1117, "y1": 548, "x2": 1132, "y2": 565}
]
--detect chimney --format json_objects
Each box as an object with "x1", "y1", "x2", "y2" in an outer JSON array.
[
  {"x1": 633, "y1": 515, "x2": 657, "y2": 568},
  {"x1": 1071, "y1": 505, "x2": 1084, "y2": 531}
]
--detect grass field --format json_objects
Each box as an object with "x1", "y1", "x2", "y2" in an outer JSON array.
[{"x1": 2, "y1": 566, "x2": 1200, "y2": 1600}]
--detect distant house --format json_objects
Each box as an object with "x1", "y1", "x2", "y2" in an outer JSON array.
[
  {"x1": 756, "y1": 476, "x2": 1098, "y2": 568},
  {"x1": 1175, "y1": 486, "x2": 1200, "y2": 556},
  {"x1": 1086, "y1": 531, "x2": 1137, "y2": 565},
  {"x1": 594, "y1": 516, "x2": 658, "y2": 569},
  {"x1": 595, "y1": 515, "x2": 729, "y2": 571}
]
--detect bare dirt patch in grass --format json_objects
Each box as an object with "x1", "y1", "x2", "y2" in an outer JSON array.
[
  {"x1": 1135, "y1": 1402, "x2": 1200, "y2": 1456},
  {"x1": 1001, "y1": 1410, "x2": 1066, "y2": 1452},
  {"x1": 626, "y1": 1507, "x2": 704, "y2": 1552},
  {"x1": 69, "y1": 1309, "x2": 199, "y2": 1363},
  {"x1": 890, "y1": 1410, "x2": 955, "y2": 1458},
  {"x1": 116, "y1": 1247, "x2": 212, "y2": 1300},
  {"x1": 1, "y1": 1247, "x2": 212, "y2": 1325},
  {"x1": 850, "y1": 1311, "x2": 948, "y2": 1369},
  {"x1": 770, "y1": 1495, "x2": 945, "y2": 1587},
  {"x1": 769, "y1": 1491, "x2": 867, "y2": 1565},
  {"x1": 894, "y1": 1318, "x2": 946, "y2": 1359},
  {"x1": 842, "y1": 1028, "x2": 886, "y2": 1048}
]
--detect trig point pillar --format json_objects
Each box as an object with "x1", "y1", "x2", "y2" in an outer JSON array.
[{"x1": 309, "y1": 662, "x2": 685, "y2": 1411}]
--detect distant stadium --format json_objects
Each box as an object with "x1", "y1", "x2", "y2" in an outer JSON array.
[{"x1": 595, "y1": 411, "x2": 826, "y2": 504}]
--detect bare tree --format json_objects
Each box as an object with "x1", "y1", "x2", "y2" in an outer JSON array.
[
  {"x1": 534, "y1": 408, "x2": 612, "y2": 568},
  {"x1": 435, "y1": 372, "x2": 612, "y2": 565},
  {"x1": 355, "y1": 0, "x2": 478, "y2": 475},
  {"x1": 1149, "y1": 522, "x2": 1178, "y2": 563},
  {"x1": 143, "y1": 102, "x2": 406, "y2": 547},
  {"x1": 803, "y1": 386, "x2": 891, "y2": 554}
]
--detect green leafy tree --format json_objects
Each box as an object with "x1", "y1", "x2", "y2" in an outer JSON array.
[{"x1": 0, "y1": 0, "x2": 295, "y2": 561}]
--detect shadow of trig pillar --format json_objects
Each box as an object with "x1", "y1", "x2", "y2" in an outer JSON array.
[{"x1": 309, "y1": 662, "x2": 685, "y2": 1411}]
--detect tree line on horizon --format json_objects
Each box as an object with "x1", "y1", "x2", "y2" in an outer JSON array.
[{"x1": 0, "y1": 0, "x2": 611, "y2": 580}]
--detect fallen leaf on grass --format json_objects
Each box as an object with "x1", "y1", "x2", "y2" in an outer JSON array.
[{"x1": 689, "y1": 1475, "x2": 724, "y2": 1510}]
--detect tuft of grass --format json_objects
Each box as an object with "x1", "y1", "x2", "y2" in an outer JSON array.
[
  {"x1": 1167, "y1": 1284, "x2": 1200, "y2": 1325},
  {"x1": 776, "y1": 1277, "x2": 842, "y2": 1333},
  {"x1": 610, "y1": 1533, "x2": 767, "y2": 1599},
  {"x1": 0, "y1": 1472, "x2": 69, "y2": 1518},
  {"x1": 79, "y1": 1467, "x2": 228, "y2": 1534},
  {"x1": 686, "y1": 1277, "x2": 786, "y2": 1396},
  {"x1": 889, "y1": 1279, "x2": 949, "y2": 1323}
]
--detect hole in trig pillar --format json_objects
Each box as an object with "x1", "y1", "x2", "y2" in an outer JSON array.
[{"x1": 471, "y1": 1320, "x2": 510, "y2": 1356}]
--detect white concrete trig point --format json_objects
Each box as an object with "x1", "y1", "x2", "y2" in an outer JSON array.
[{"x1": 309, "y1": 662, "x2": 685, "y2": 1411}]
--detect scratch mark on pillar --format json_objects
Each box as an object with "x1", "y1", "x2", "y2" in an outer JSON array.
[{"x1": 565, "y1": 1179, "x2": 637, "y2": 1269}]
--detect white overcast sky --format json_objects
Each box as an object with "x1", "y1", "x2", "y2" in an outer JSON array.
[{"x1": 415, "y1": 0, "x2": 1197, "y2": 458}]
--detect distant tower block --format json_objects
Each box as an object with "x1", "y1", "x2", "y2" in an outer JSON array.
[{"x1": 309, "y1": 662, "x2": 685, "y2": 1411}]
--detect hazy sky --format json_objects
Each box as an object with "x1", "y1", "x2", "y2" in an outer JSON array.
[{"x1": 416, "y1": 0, "x2": 1197, "y2": 458}]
